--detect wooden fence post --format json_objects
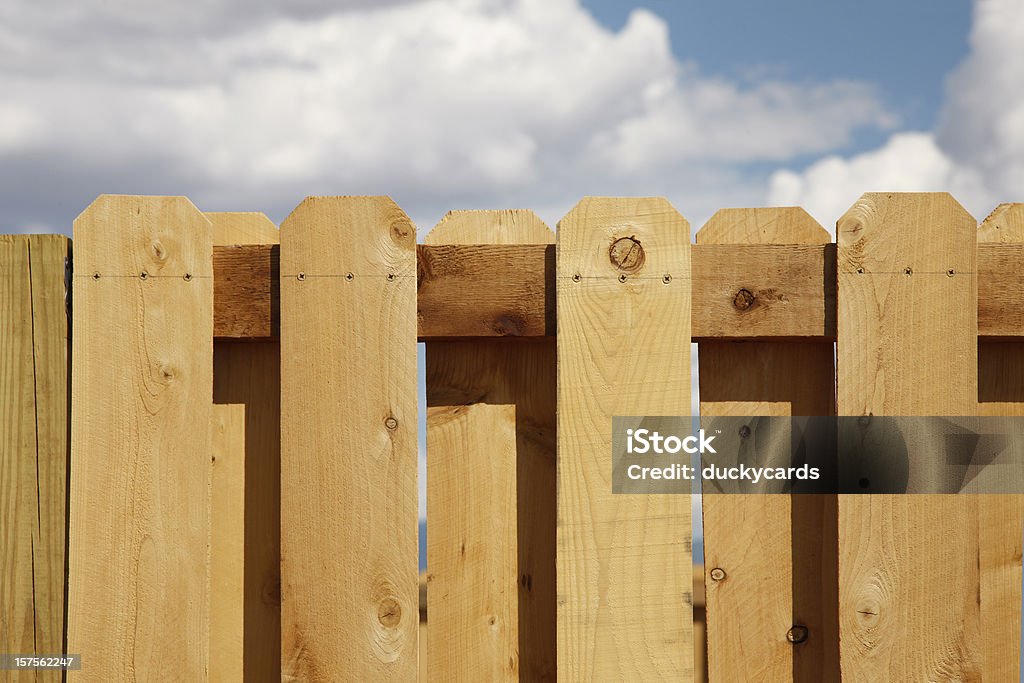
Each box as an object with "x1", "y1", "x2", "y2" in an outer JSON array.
[
  {"x1": 280, "y1": 197, "x2": 418, "y2": 680},
  {"x1": 69, "y1": 195, "x2": 213, "y2": 680},
  {"x1": 424, "y1": 210, "x2": 557, "y2": 681},
  {"x1": 696, "y1": 208, "x2": 839, "y2": 681},
  {"x1": 975, "y1": 202, "x2": 1024, "y2": 680},
  {"x1": 209, "y1": 211, "x2": 282, "y2": 681},
  {"x1": 556, "y1": 197, "x2": 694, "y2": 680},
  {"x1": 210, "y1": 403, "x2": 246, "y2": 682},
  {"x1": 1, "y1": 234, "x2": 70, "y2": 681},
  {"x1": 836, "y1": 192, "x2": 981, "y2": 680}
]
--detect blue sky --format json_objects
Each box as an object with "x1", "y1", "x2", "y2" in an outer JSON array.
[{"x1": 583, "y1": 0, "x2": 970, "y2": 134}]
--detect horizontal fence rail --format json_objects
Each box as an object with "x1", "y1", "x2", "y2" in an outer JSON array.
[
  {"x1": 212, "y1": 241, "x2": 1024, "y2": 342},
  {"x1": 1, "y1": 194, "x2": 1022, "y2": 682}
]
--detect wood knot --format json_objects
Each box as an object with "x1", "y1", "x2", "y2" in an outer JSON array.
[
  {"x1": 609, "y1": 236, "x2": 645, "y2": 273},
  {"x1": 391, "y1": 219, "x2": 413, "y2": 244},
  {"x1": 377, "y1": 597, "x2": 402, "y2": 628},
  {"x1": 149, "y1": 240, "x2": 165, "y2": 262},
  {"x1": 733, "y1": 288, "x2": 755, "y2": 311}
]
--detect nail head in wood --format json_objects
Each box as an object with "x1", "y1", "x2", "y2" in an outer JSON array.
[{"x1": 786, "y1": 625, "x2": 809, "y2": 644}]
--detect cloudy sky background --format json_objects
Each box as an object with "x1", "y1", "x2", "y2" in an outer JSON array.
[
  {"x1": 2, "y1": 0, "x2": 1021, "y2": 235},
  {"x1": 6, "y1": 0, "x2": 1022, "y2": 551}
]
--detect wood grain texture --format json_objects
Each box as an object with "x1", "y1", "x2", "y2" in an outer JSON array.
[
  {"x1": 69, "y1": 195, "x2": 212, "y2": 680},
  {"x1": 213, "y1": 244, "x2": 278, "y2": 341},
  {"x1": 425, "y1": 209, "x2": 557, "y2": 681},
  {"x1": 700, "y1": 402, "x2": 794, "y2": 682},
  {"x1": 208, "y1": 211, "x2": 279, "y2": 246},
  {"x1": 696, "y1": 207, "x2": 839, "y2": 682},
  {"x1": 556, "y1": 197, "x2": 693, "y2": 680},
  {"x1": 975, "y1": 202, "x2": 1024, "y2": 682},
  {"x1": 210, "y1": 211, "x2": 282, "y2": 682},
  {"x1": 210, "y1": 403, "x2": 246, "y2": 683},
  {"x1": 212, "y1": 241, "x2": 1024, "y2": 341},
  {"x1": 0, "y1": 237, "x2": 36, "y2": 672},
  {"x1": 417, "y1": 243, "x2": 554, "y2": 339},
  {"x1": 978, "y1": 242, "x2": 1024, "y2": 338},
  {"x1": 27, "y1": 236, "x2": 70, "y2": 681},
  {"x1": 280, "y1": 197, "x2": 418, "y2": 681},
  {"x1": 2, "y1": 235, "x2": 69, "y2": 682},
  {"x1": 836, "y1": 192, "x2": 981, "y2": 681},
  {"x1": 427, "y1": 404, "x2": 520, "y2": 681}
]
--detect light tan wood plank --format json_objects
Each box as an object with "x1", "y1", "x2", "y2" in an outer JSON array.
[
  {"x1": 211, "y1": 403, "x2": 246, "y2": 683},
  {"x1": 836, "y1": 192, "x2": 981, "y2": 680},
  {"x1": 699, "y1": 402, "x2": 795, "y2": 682},
  {"x1": 207, "y1": 211, "x2": 279, "y2": 246},
  {"x1": 280, "y1": 197, "x2": 418, "y2": 681},
  {"x1": 556, "y1": 197, "x2": 693, "y2": 680},
  {"x1": 1, "y1": 236, "x2": 41, "y2": 681},
  {"x1": 210, "y1": 211, "x2": 282, "y2": 682},
  {"x1": 424, "y1": 209, "x2": 557, "y2": 681},
  {"x1": 975, "y1": 202, "x2": 1024, "y2": 681},
  {"x1": 427, "y1": 404, "x2": 519, "y2": 681},
  {"x1": 697, "y1": 207, "x2": 838, "y2": 682},
  {"x1": 68, "y1": 195, "x2": 213, "y2": 680},
  {"x1": 28, "y1": 235, "x2": 71, "y2": 680}
]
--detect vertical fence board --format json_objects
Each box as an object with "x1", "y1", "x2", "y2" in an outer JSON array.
[
  {"x1": 2, "y1": 235, "x2": 72, "y2": 681},
  {"x1": 210, "y1": 403, "x2": 246, "y2": 682},
  {"x1": 26, "y1": 235, "x2": 70, "y2": 672},
  {"x1": 836, "y1": 192, "x2": 980, "y2": 680},
  {"x1": 426, "y1": 403, "x2": 519, "y2": 680},
  {"x1": 556, "y1": 197, "x2": 693, "y2": 680},
  {"x1": 975, "y1": 202, "x2": 1024, "y2": 681},
  {"x1": 210, "y1": 211, "x2": 282, "y2": 681},
  {"x1": 424, "y1": 209, "x2": 557, "y2": 681},
  {"x1": 0, "y1": 237, "x2": 36, "y2": 667},
  {"x1": 280, "y1": 197, "x2": 418, "y2": 680},
  {"x1": 696, "y1": 208, "x2": 839, "y2": 681},
  {"x1": 69, "y1": 195, "x2": 213, "y2": 680},
  {"x1": 699, "y1": 401, "x2": 792, "y2": 681}
]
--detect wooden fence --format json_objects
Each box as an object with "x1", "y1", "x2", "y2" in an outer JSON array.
[{"x1": 1, "y1": 193, "x2": 1022, "y2": 681}]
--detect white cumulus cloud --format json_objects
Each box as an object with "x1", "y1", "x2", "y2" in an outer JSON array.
[
  {"x1": 769, "y1": 0, "x2": 1023, "y2": 229},
  {"x1": 0, "y1": 0, "x2": 893, "y2": 233}
]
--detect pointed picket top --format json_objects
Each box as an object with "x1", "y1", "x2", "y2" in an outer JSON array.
[
  {"x1": 837, "y1": 192, "x2": 976, "y2": 275},
  {"x1": 698, "y1": 206, "x2": 828, "y2": 245},
  {"x1": 279, "y1": 196, "x2": 416, "y2": 279},
  {"x1": 556, "y1": 196, "x2": 689, "y2": 282},
  {"x1": 427, "y1": 209, "x2": 553, "y2": 245},
  {"x1": 979, "y1": 203, "x2": 1024, "y2": 243},
  {"x1": 73, "y1": 194, "x2": 212, "y2": 279}
]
